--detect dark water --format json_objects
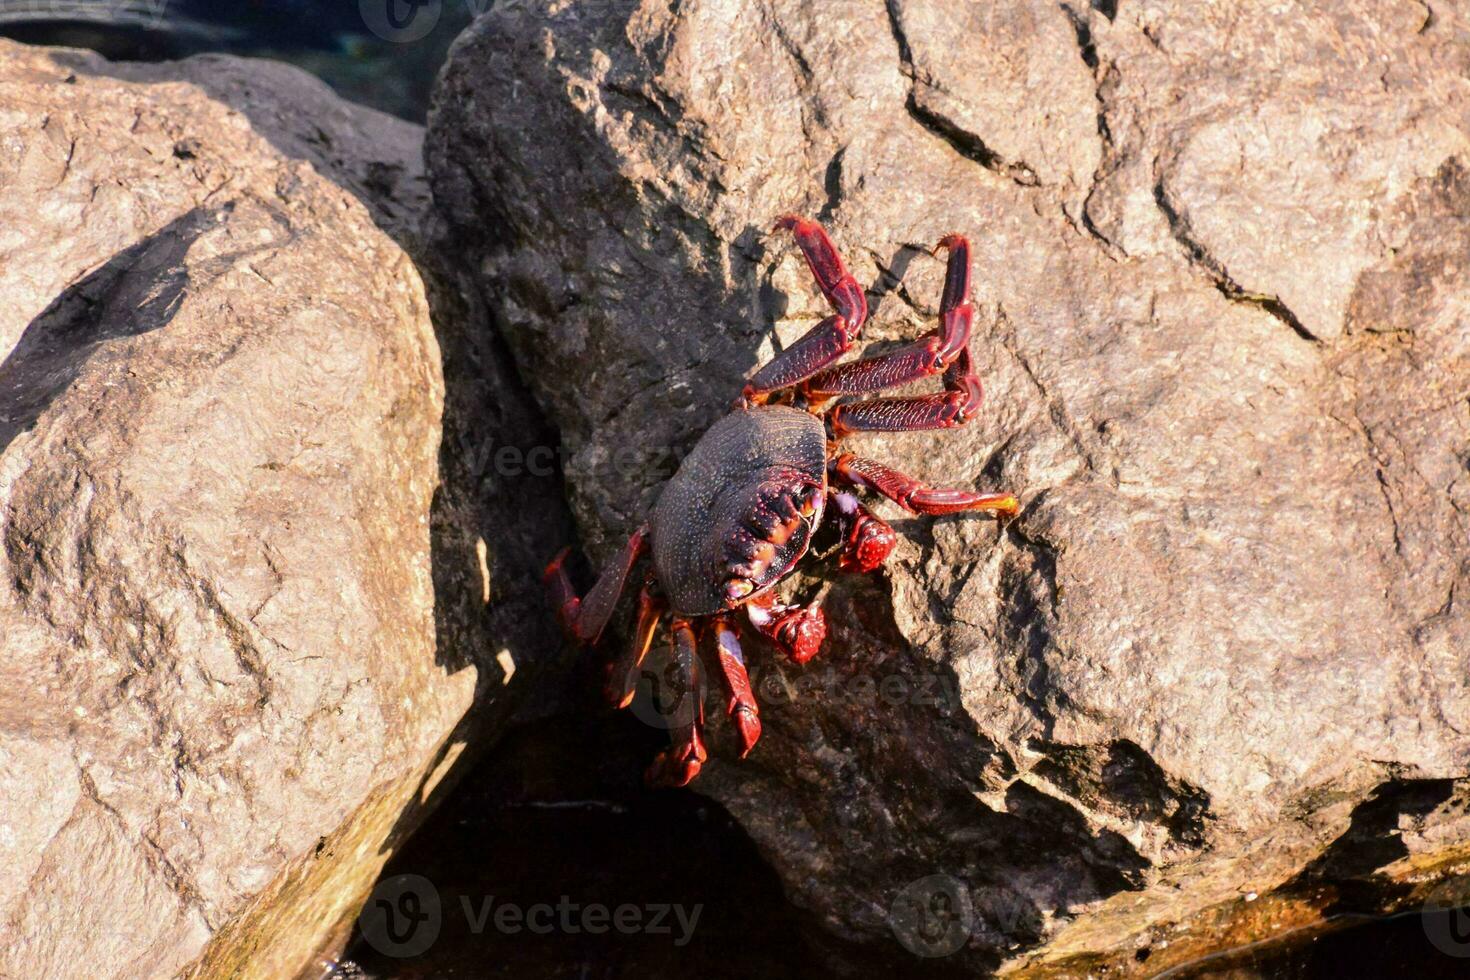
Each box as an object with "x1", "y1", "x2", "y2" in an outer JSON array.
[
  {"x1": 10, "y1": 6, "x2": 1470, "y2": 979},
  {"x1": 0, "y1": 0, "x2": 475, "y2": 119}
]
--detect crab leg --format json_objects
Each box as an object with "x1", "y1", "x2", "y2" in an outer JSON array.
[
  {"x1": 605, "y1": 575, "x2": 666, "y2": 708},
  {"x1": 747, "y1": 591, "x2": 827, "y2": 664},
  {"x1": 802, "y1": 234, "x2": 973, "y2": 400},
  {"x1": 707, "y1": 616, "x2": 761, "y2": 756},
  {"x1": 543, "y1": 525, "x2": 649, "y2": 644},
  {"x1": 741, "y1": 216, "x2": 868, "y2": 405},
  {"x1": 826, "y1": 345, "x2": 984, "y2": 437},
  {"x1": 829, "y1": 490, "x2": 899, "y2": 573},
  {"x1": 831, "y1": 453, "x2": 1018, "y2": 517},
  {"x1": 646, "y1": 617, "x2": 708, "y2": 787}
]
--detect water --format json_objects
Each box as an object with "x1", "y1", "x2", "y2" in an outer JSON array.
[{"x1": 0, "y1": 0, "x2": 476, "y2": 119}]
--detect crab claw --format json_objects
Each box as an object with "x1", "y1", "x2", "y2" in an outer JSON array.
[
  {"x1": 775, "y1": 603, "x2": 826, "y2": 663},
  {"x1": 747, "y1": 594, "x2": 828, "y2": 663},
  {"x1": 838, "y1": 510, "x2": 898, "y2": 573}
]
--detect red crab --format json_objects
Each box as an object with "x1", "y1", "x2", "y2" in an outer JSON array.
[{"x1": 545, "y1": 216, "x2": 1018, "y2": 785}]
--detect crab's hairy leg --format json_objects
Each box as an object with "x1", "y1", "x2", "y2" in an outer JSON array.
[
  {"x1": 542, "y1": 525, "x2": 650, "y2": 645},
  {"x1": 827, "y1": 346, "x2": 985, "y2": 436},
  {"x1": 831, "y1": 452, "x2": 1018, "y2": 517},
  {"x1": 830, "y1": 489, "x2": 899, "y2": 573},
  {"x1": 822, "y1": 233, "x2": 990, "y2": 436},
  {"x1": 747, "y1": 590, "x2": 828, "y2": 664},
  {"x1": 802, "y1": 234, "x2": 972, "y2": 400},
  {"x1": 646, "y1": 617, "x2": 708, "y2": 787},
  {"x1": 741, "y1": 216, "x2": 868, "y2": 405},
  {"x1": 605, "y1": 575, "x2": 665, "y2": 708},
  {"x1": 706, "y1": 616, "x2": 761, "y2": 756}
]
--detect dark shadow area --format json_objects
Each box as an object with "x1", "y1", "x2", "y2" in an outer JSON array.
[
  {"x1": 344, "y1": 708, "x2": 848, "y2": 980},
  {"x1": 0, "y1": 203, "x2": 242, "y2": 453},
  {"x1": 1286, "y1": 777, "x2": 1457, "y2": 913},
  {"x1": 1176, "y1": 905, "x2": 1470, "y2": 979}
]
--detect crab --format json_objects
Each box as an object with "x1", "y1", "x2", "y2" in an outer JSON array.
[{"x1": 545, "y1": 215, "x2": 1018, "y2": 785}]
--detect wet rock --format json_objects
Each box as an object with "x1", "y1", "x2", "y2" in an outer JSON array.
[
  {"x1": 0, "y1": 41, "x2": 570, "y2": 978},
  {"x1": 428, "y1": 0, "x2": 1470, "y2": 973}
]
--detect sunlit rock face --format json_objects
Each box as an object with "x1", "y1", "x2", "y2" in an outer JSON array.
[{"x1": 428, "y1": 1, "x2": 1470, "y2": 973}]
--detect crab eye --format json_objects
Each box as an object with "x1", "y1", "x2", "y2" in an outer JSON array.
[{"x1": 724, "y1": 578, "x2": 754, "y2": 601}]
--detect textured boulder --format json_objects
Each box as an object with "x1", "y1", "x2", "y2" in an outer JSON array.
[
  {"x1": 0, "y1": 41, "x2": 569, "y2": 978},
  {"x1": 428, "y1": 0, "x2": 1470, "y2": 973}
]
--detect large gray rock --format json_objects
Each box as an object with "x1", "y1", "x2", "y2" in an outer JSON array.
[
  {"x1": 0, "y1": 41, "x2": 570, "y2": 978},
  {"x1": 428, "y1": 0, "x2": 1470, "y2": 973}
]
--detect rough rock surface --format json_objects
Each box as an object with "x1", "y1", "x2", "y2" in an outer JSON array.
[
  {"x1": 428, "y1": 0, "x2": 1470, "y2": 973},
  {"x1": 0, "y1": 41, "x2": 570, "y2": 978}
]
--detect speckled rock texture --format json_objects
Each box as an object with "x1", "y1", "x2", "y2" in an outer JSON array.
[
  {"x1": 427, "y1": 0, "x2": 1470, "y2": 973},
  {"x1": 0, "y1": 41, "x2": 571, "y2": 979}
]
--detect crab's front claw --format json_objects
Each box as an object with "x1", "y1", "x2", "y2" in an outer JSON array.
[
  {"x1": 647, "y1": 731, "x2": 708, "y2": 787},
  {"x1": 775, "y1": 603, "x2": 827, "y2": 663},
  {"x1": 750, "y1": 599, "x2": 824, "y2": 664},
  {"x1": 838, "y1": 509, "x2": 898, "y2": 573}
]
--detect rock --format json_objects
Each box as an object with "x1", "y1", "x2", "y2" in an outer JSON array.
[
  {"x1": 427, "y1": 0, "x2": 1470, "y2": 973},
  {"x1": 0, "y1": 41, "x2": 571, "y2": 978}
]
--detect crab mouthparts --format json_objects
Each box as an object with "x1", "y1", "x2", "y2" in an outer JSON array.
[{"x1": 724, "y1": 579, "x2": 755, "y2": 601}]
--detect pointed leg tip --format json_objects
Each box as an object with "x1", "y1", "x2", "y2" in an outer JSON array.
[
  {"x1": 646, "y1": 749, "x2": 707, "y2": 788},
  {"x1": 604, "y1": 675, "x2": 637, "y2": 709},
  {"x1": 542, "y1": 546, "x2": 572, "y2": 581},
  {"x1": 734, "y1": 710, "x2": 762, "y2": 757},
  {"x1": 774, "y1": 214, "x2": 804, "y2": 232},
  {"x1": 935, "y1": 233, "x2": 968, "y2": 253}
]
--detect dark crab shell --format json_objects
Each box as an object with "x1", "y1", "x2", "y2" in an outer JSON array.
[{"x1": 651, "y1": 405, "x2": 828, "y2": 616}]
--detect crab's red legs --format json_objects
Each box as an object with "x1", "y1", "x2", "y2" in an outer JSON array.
[
  {"x1": 605, "y1": 574, "x2": 665, "y2": 708},
  {"x1": 819, "y1": 235, "x2": 985, "y2": 437},
  {"x1": 741, "y1": 216, "x2": 868, "y2": 406},
  {"x1": 747, "y1": 590, "x2": 827, "y2": 664},
  {"x1": 707, "y1": 616, "x2": 761, "y2": 756},
  {"x1": 544, "y1": 525, "x2": 650, "y2": 645},
  {"x1": 646, "y1": 617, "x2": 708, "y2": 786},
  {"x1": 832, "y1": 453, "x2": 1018, "y2": 517}
]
